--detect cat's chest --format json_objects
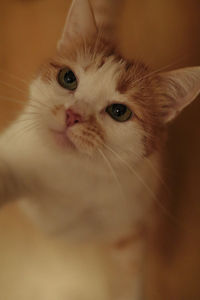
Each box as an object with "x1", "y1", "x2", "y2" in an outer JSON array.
[
  {"x1": 32, "y1": 153, "x2": 155, "y2": 216},
  {"x1": 40, "y1": 162, "x2": 127, "y2": 203},
  {"x1": 20, "y1": 149, "x2": 158, "y2": 241},
  {"x1": 22, "y1": 159, "x2": 138, "y2": 237}
]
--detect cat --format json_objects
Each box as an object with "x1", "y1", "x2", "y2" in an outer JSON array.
[{"x1": 0, "y1": 0, "x2": 200, "y2": 299}]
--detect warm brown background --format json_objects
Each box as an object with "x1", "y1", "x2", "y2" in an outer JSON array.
[{"x1": 0, "y1": 0, "x2": 200, "y2": 299}]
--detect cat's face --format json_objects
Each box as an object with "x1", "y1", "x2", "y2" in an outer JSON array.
[
  {"x1": 29, "y1": 39, "x2": 160, "y2": 166},
  {"x1": 28, "y1": 0, "x2": 200, "y2": 169}
]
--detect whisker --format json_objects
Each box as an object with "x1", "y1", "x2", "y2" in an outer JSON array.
[
  {"x1": 0, "y1": 80, "x2": 27, "y2": 95},
  {"x1": 102, "y1": 141, "x2": 140, "y2": 162},
  {"x1": 132, "y1": 58, "x2": 187, "y2": 87},
  {"x1": 18, "y1": 123, "x2": 42, "y2": 141},
  {"x1": 92, "y1": 30, "x2": 103, "y2": 61},
  {"x1": 0, "y1": 62, "x2": 36, "y2": 82},
  {"x1": 8, "y1": 121, "x2": 41, "y2": 143},
  {"x1": 102, "y1": 142, "x2": 181, "y2": 224},
  {"x1": 14, "y1": 117, "x2": 41, "y2": 126},
  {"x1": 98, "y1": 148, "x2": 125, "y2": 201},
  {"x1": 144, "y1": 157, "x2": 170, "y2": 194},
  {"x1": 31, "y1": 98, "x2": 52, "y2": 110},
  {"x1": 0, "y1": 69, "x2": 30, "y2": 85},
  {"x1": 0, "y1": 95, "x2": 26, "y2": 106},
  {"x1": 22, "y1": 111, "x2": 42, "y2": 117},
  {"x1": 126, "y1": 146, "x2": 170, "y2": 193},
  {"x1": 0, "y1": 95, "x2": 52, "y2": 112},
  {"x1": 103, "y1": 143, "x2": 158, "y2": 198}
]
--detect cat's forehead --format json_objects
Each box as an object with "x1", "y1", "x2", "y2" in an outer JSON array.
[
  {"x1": 46, "y1": 40, "x2": 149, "y2": 103},
  {"x1": 39, "y1": 37, "x2": 152, "y2": 115},
  {"x1": 61, "y1": 54, "x2": 124, "y2": 103}
]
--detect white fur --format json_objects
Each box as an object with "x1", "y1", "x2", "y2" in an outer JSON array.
[
  {"x1": 1, "y1": 0, "x2": 200, "y2": 299},
  {"x1": 1, "y1": 56, "x2": 159, "y2": 240},
  {"x1": 0, "y1": 42, "x2": 160, "y2": 300}
]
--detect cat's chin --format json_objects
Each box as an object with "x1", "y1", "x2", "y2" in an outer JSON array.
[{"x1": 50, "y1": 129, "x2": 76, "y2": 150}]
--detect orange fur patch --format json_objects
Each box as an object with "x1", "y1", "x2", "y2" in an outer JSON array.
[
  {"x1": 114, "y1": 227, "x2": 145, "y2": 250},
  {"x1": 51, "y1": 105, "x2": 64, "y2": 116}
]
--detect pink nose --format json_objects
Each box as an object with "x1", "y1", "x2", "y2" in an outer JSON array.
[{"x1": 66, "y1": 109, "x2": 82, "y2": 127}]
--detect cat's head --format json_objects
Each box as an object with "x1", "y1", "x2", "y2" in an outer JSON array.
[{"x1": 29, "y1": 0, "x2": 200, "y2": 166}]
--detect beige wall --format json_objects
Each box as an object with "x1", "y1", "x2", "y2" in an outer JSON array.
[{"x1": 0, "y1": 0, "x2": 200, "y2": 299}]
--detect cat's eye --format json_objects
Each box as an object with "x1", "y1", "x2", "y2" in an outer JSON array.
[
  {"x1": 58, "y1": 67, "x2": 78, "y2": 91},
  {"x1": 106, "y1": 103, "x2": 132, "y2": 122}
]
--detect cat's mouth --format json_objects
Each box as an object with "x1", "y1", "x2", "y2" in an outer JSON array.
[
  {"x1": 50, "y1": 123, "x2": 104, "y2": 156},
  {"x1": 50, "y1": 129, "x2": 76, "y2": 150}
]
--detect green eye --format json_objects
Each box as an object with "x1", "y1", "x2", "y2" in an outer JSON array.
[
  {"x1": 58, "y1": 67, "x2": 78, "y2": 91},
  {"x1": 106, "y1": 103, "x2": 132, "y2": 122}
]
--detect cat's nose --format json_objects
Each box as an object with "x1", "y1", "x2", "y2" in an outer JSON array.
[{"x1": 66, "y1": 109, "x2": 82, "y2": 127}]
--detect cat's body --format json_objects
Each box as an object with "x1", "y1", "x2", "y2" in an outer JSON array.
[
  {"x1": 0, "y1": 117, "x2": 160, "y2": 240},
  {"x1": 0, "y1": 127, "x2": 153, "y2": 300},
  {"x1": 0, "y1": 98, "x2": 159, "y2": 300},
  {"x1": 0, "y1": 0, "x2": 200, "y2": 299}
]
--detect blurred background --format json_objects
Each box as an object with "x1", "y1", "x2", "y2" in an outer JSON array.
[{"x1": 0, "y1": 0, "x2": 200, "y2": 299}]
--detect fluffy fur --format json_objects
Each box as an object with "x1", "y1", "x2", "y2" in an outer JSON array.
[{"x1": 0, "y1": 0, "x2": 200, "y2": 299}]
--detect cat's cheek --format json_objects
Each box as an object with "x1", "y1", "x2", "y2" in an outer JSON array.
[
  {"x1": 103, "y1": 121, "x2": 145, "y2": 163},
  {"x1": 67, "y1": 131, "x2": 97, "y2": 156}
]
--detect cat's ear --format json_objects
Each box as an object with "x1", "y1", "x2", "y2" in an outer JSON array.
[
  {"x1": 160, "y1": 67, "x2": 200, "y2": 123},
  {"x1": 57, "y1": 0, "x2": 97, "y2": 51}
]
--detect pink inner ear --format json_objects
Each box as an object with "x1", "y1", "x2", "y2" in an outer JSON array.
[
  {"x1": 160, "y1": 66, "x2": 200, "y2": 123},
  {"x1": 57, "y1": 0, "x2": 97, "y2": 51}
]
